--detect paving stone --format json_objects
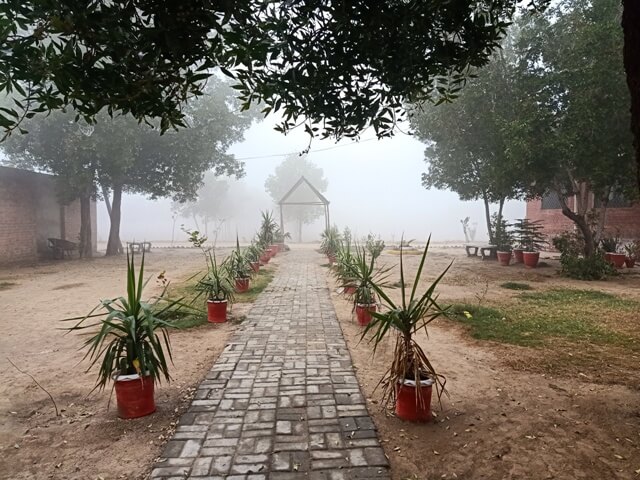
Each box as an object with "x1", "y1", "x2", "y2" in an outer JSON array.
[{"x1": 149, "y1": 250, "x2": 390, "y2": 479}]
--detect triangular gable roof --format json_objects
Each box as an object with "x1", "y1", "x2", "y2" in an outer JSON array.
[{"x1": 278, "y1": 176, "x2": 330, "y2": 205}]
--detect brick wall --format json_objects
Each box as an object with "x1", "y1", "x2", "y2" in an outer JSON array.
[
  {"x1": 0, "y1": 166, "x2": 97, "y2": 265},
  {"x1": 0, "y1": 167, "x2": 38, "y2": 264},
  {"x1": 526, "y1": 197, "x2": 640, "y2": 241}
]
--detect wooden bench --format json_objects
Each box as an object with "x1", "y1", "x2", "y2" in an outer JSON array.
[
  {"x1": 465, "y1": 244, "x2": 498, "y2": 260},
  {"x1": 48, "y1": 238, "x2": 78, "y2": 259},
  {"x1": 127, "y1": 241, "x2": 152, "y2": 253}
]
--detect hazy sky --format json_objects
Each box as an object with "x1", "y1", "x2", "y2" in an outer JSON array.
[{"x1": 98, "y1": 117, "x2": 524, "y2": 243}]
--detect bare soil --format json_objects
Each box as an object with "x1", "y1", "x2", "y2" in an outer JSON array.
[
  {"x1": 0, "y1": 247, "x2": 261, "y2": 480},
  {"x1": 330, "y1": 246, "x2": 640, "y2": 480}
]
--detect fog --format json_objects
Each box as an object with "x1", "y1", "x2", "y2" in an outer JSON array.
[{"x1": 98, "y1": 118, "x2": 524, "y2": 244}]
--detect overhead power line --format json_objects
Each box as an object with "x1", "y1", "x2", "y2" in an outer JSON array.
[{"x1": 233, "y1": 137, "x2": 378, "y2": 161}]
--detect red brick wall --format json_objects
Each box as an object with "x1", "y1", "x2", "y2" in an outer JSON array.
[
  {"x1": 526, "y1": 197, "x2": 640, "y2": 241},
  {"x1": 0, "y1": 166, "x2": 97, "y2": 265},
  {"x1": 0, "y1": 167, "x2": 38, "y2": 264}
]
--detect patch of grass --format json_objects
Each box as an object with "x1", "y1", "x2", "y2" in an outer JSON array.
[
  {"x1": 448, "y1": 288, "x2": 638, "y2": 348},
  {"x1": 0, "y1": 281, "x2": 16, "y2": 291},
  {"x1": 500, "y1": 282, "x2": 533, "y2": 291}
]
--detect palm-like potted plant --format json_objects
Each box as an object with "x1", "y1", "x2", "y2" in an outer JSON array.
[
  {"x1": 320, "y1": 226, "x2": 342, "y2": 264},
  {"x1": 229, "y1": 237, "x2": 252, "y2": 293},
  {"x1": 520, "y1": 219, "x2": 547, "y2": 268},
  {"x1": 334, "y1": 237, "x2": 358, "y2": 294},
  {"x1": 364, "y1": 237, "x2": 451, "y2": 422},
  {"x1": 601, "y1": 235, "x2": 625, "y2": 268},
  {"x1": 624, "y1": 240, "x2": 639, "y2": 268},
  {"x1": 65, "y1": 252, "x2": 180, "y2": 419},
  {"x1": 493, "y1": 215, "x2": 514, "y2": 266},
  {"x1": 347, "y1": 246, "x2": 392, "y2": 326},
  {"x1": 258, "y1": 210, "x2": 279, "y2": 258},
  {"x1": 245, "y1": 243, "x2": 263, "y2": 273},
  {"x1": 196, "y1": 252, "x2": 235, "y2": 322}
]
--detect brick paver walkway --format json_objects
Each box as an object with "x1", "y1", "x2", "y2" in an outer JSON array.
[{"x1": 150, "y1": 249, "x2": 390, "y2": 480}]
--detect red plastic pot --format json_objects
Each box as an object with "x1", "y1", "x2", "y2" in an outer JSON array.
[
  {"x1": 250, "y1": 261, "x2": 260, "y2": 273},
  {"x1": 259, "y1": 253, "x2": 270, "y2": 265},
  {"x1": 604, "y1": 252, "x2": 613, "y2": 264},
  {"x1": 522, "y1": 251, "x2": 540, "y2": 268},
  {"x1": 497, "y1": 251, "x2": 512, "y2": 266},
  {"x1": 207, "y1": 299, "x2": 228, "y2": 323},
  {"x1": 395, "y1": 379, "x2": 433, "y2": 422},
  {"x1": 610, "y1": 253, "x2": 626, "y2": 269},
  {"x1": 114, "y1": 375, "x2": 155, "y2": 419},
  {"x1": 355, "y1": 303, "x2": 376, "y2": 326},
  {"x1": 625, "y1": 256, "x2": 635, "y2": 268},
  {"x1": 513, "y1": 249, "x2": 524, "y2": 263},
  {"x1": 327, "y1": 254, "x2": 336, "y2": 265},
  {"x1": 235, "y1": 277, "x2": 250, "y2": 293},
  {"x1": 270, "y1": 244, "x2": 279, "y2": 255}
]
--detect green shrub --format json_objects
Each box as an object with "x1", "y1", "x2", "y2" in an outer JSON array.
[{"x1": 559, "y1": 251, "x2": 615, "y2": 280}]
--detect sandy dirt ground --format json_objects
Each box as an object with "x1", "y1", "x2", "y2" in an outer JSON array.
[
  {"x1": 329, "y1": 246, "x2": 640, "y2": 480},
  {"x1": 0, "y1": 247, "x2": 262, "y2": 480}
]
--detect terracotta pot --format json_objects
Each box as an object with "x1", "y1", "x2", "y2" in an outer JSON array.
[
  {"x1": 355, "y1": 303, "x2": 376, "y2": 326},
  {"x1": 114, "y1": 374, "x2": 155, "y2": 419},
  {"x1": 610, "y1": 253, "x2": 626, "y2": 269},
  {"x1": 497, "y1": 251, "x2": 512, "y2": 266},
  {"x1": 625, "y1": 256, "x2": 635, "y2": 268},
  {"x1": 343, "y1": 285, "x2": 357, "y2": 295},
  {"x1": 513, "y1": 249, "x2": 524, "y2": 263},
  {"x1": 522, "y1": 251, "x2": 540, "y2": 268},
  {"x1": 270, "y1": 244, "x2": 279, "y2": 254},
  {"x1": 235, "y1": 277, "x2": 250, "y2": 293},
  {"x1": 259, "y1": 253, "x2": 270, "y2": 265},
  {"x1": 268, "y1": 245, "x2": 277, "y2": 256},
  {"x1": 395, "y1": 379, "x2": 434, "y2": 422},
  {"x1": 207, "y1": 299, "x2": 228, "y2": 323},
  {"x1": 250, "y1": 261, "x2": 260, "y2": 273}
]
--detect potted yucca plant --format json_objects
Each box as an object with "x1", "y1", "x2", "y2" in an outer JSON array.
[
  {"x1": 65, "y1": 252, "x2": 180, "y2": 419},
  {"x1": 196, "y1": 252, "x2": 235, "y2": 322},
  {"x1": 364, "y1": 237, "x2": 450, "y2": 422},
  {"x1": 320, "y1": 226, "x2": 342, "y2": 264},
  {"x1": 229, "y1": 237, "x2": 252, "y2": 293},
  {"x1": 245, "y1": 243, "x2": 263, "y2": 273},
  {"x1": 624, "y1": 240, "x2": 639, "y2": 268},
  {"x1": 347, "y1": 245, "x2": 392, "y2": 326}
]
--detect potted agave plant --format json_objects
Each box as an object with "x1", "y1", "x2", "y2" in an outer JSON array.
[
  {"x1": 364, "y1": 237, "x2": 450, "y2": 422},
  {"x1": 601, "y1": 236, "x2": 625, "y2": 268},
  {"x1": 520, "y1": 220, "x2": 547, "y2": 268},
  {"x1": 245, "y1": 243, "x2": 263, "y2": 274},
  {"x1": 229, "y1": 237, "x2": 252, "y2": 293},
  {"x1": 65, "y1": 252, "x2": 180, "y2": 419},
  {"x1": 493, "y1": 214, "x2": 513, "y2": 266},
  {"x1": 320, "y1": 226, "x2": 342, "y2": 265},
  {"x1": 196, "y1": 252, "x2": 235, "y2": 323},
  {"x1": 348, "y1": 246, "x2": 391, "y2": 326},
  {"x1": 624, "y1": 240, "x2": 638, "y2": 268},
  {"x1": 334, "y1": 237, "x2": 358, "y2": 295},
  {"x1": 257, "y1": 211, "x2": 279, "y2": 258}
]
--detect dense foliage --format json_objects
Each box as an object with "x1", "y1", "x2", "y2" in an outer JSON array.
[{"x1": 0, "y1": 1, "x2": 548, "y2": 142}]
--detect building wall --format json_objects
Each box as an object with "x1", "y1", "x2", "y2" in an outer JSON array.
[
  {"x1": 527, "y1": 197, "x2": 640, "y2": 241},
  {"x1": 0, "y1": 166, "x2": 97, "y2": 265}
]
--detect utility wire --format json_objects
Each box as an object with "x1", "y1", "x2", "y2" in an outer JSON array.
[{"x1": 233, "y1": 137, "x2": 378, "y2": 161}]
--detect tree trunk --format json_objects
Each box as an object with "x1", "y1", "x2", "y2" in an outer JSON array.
[
  {"x1": 482, "y1": 193, "x2": 493, "y2": 244},
  {"x1": 78, "y1": 192, "x2": 93, "y2": 258},
  {"x1": 558, "y1": 194, "x2": 595, "y2": 257},
  {"x1": 298, "y1": 217, "x2": 303, "y2": 243},
  {"x1": 622, "y1": 0, "x2": 640, "y2": 190},
  {"x1": 106, "y1": 185, "x2": 123, "y2": 256}
]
